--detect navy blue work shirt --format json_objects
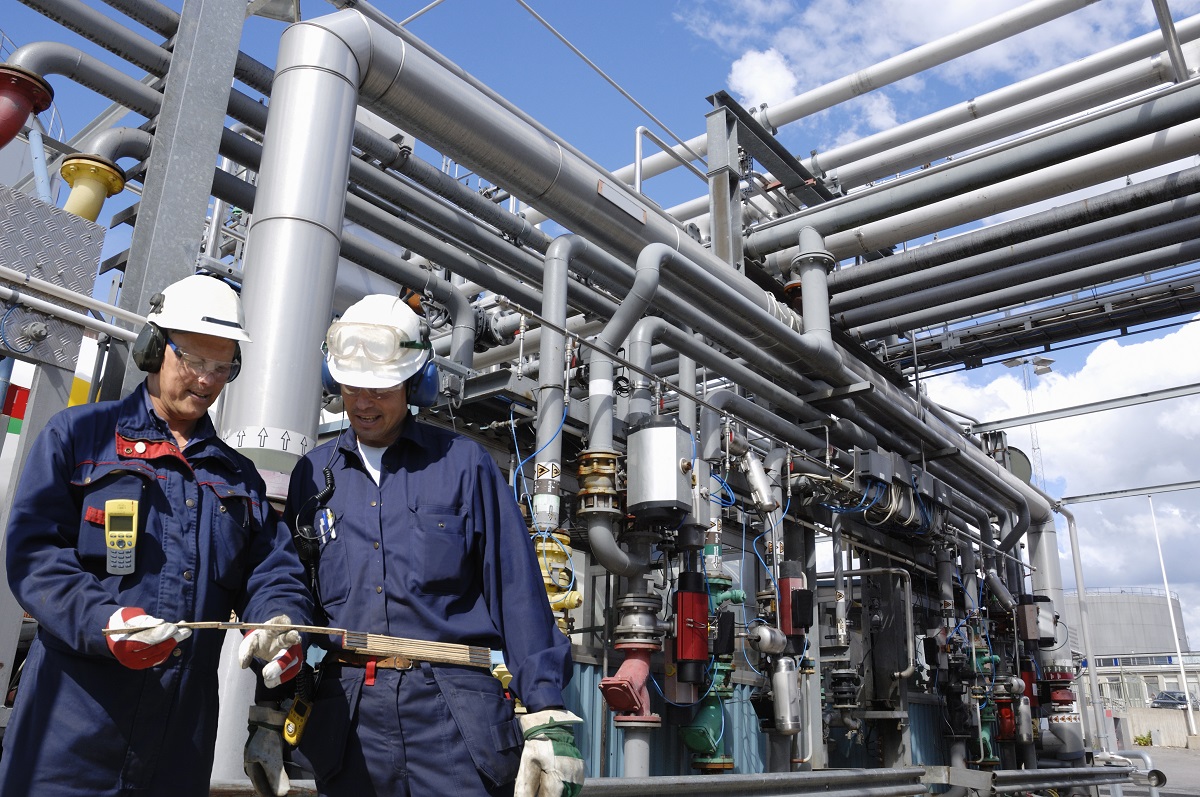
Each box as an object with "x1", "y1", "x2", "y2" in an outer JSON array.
[
  {"x1": 0, "y1": 383, "x2": 313, "y2": 797},
  {"x1": 285, "y1": 417, "x2": 571, "y2": 711}
]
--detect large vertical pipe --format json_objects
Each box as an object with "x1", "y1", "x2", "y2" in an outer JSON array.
[{"x1": 220, "y1": 16, "x2": 371, "y2": 473}]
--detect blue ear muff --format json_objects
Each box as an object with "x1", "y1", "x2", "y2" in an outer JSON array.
[
  {"x1": 320, "y1": 356, "x2": 342, "y2": 396},
  {"x1": 407, "y1": 359, "x2": 440, "y2": 408}
]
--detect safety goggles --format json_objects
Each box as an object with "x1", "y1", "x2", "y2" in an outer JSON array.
[
  {"x1": 340, "y1": 384, "x2": 407, "y2": 401},
  {"x1": 166, "y1": 338, "x2": 239, "y2": 381},
  {"x1": 324, "y1": 322, "x2": 430, "y2": 364}
]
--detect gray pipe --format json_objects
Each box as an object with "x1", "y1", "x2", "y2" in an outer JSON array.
[
  {"x1": 803, "y1": 13, "x2": 1200, "y2": 179},
  {"x1": 745, "y1": 77, "x2": 1200, "y2": 259},
  {"x1": 1051, "y1": 497, "x2": 1110, "y2": 753},
  {"x1": 841, "y1": 211, "x2": 1200, "y2": 328},
  {"x1": 830, "y1": 165, "x2": 1200, "y2": 300},
  {"x1": 826, "y1": 41, "x2": 1199, "y2": 190},
  {"x1": 697, "y1": 391, "x2": 834, "y2": 463},
  {"x1": 852, "y1": 233, "x2": 1200, "y2": 339},
  {"x1": 582, "y1": 245, "x2": 662, "y2": 578},
  {"x1": 531, "y1": 236, "x2": 579, "y2": 531},
  {"x1": 221, "y1": 16, "x2": 366, "y2": 472}
]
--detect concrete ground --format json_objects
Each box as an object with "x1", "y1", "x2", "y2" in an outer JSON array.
[{"x1": 1103, "y1": 745, "x2": 1200, "y2": 796}]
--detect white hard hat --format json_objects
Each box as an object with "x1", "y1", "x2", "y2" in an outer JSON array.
[
  {"x1": 147, "y1": 274, "x2": 251, "y2": 342},
  {"x1": 325, "y1": 294, "x2": 430, "y2": 389}
]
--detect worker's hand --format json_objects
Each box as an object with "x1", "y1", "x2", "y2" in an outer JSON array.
[
  {"x1": 262, "y1": 645, "x2": 303, "y2": 689},
  {"x1": 105, "y1": 607, "x2": 191, "y2": 669},
  {"x1": 238, "y1": 615, "x2": 301, "y2": 672},
  {"x1": 514, "y1": 709, "x2": 584, "y2": 797},
  {"x1": 245, "y1": 704, "x2": 290, "y2": 797}
]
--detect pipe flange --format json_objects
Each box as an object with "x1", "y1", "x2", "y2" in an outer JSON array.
[
  {"x1": 60, "y1": 154, "x2": 127, "y2": 197},
  {"x1": 0, "y1": 65, "x2": 54, "y2": 114}
]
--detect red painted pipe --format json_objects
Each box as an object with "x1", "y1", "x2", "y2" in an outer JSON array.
[{"x1": 0, "y1": 65, "x2": 53, "y2": 149}]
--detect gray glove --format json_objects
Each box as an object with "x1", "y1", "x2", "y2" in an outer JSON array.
[{"x1": 244, "y1": 705, "x2": 290, "y2": 797}]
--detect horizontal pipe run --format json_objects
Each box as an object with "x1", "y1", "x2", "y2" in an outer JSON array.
[
  {"x1": 578, "y1": 767, "x2": 926, "y2": 796},
  {"x1": 746, "y1": 76, "x2": 1200, "y2": 260},
  {"x1": 824, "y1": 164, "x2": 1200, "y2": 292},
  {"x1": 0, "y1": 284, "x2": 138, "y2": 342}
]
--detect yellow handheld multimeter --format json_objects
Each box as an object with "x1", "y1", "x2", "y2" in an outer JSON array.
[{"x1": 104, "y1": 499, "x2": 139, "y2": 575}]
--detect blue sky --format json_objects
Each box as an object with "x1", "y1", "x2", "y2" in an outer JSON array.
[{"x1": 6, "y1": 0, "x2": 1200, "y2": 650}]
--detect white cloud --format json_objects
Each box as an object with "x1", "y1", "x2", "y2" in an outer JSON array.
[
  {"x1": 729, "y1": 48, "x2": 799, "y2": 108},
  {"x1": 679, "y1": 0, "x2": 1200, "y2": 157},
  {"x1": 925, "y1": 319, "x2": 1200, "y2": 646}
]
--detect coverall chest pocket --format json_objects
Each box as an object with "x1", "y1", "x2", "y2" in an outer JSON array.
[
  {"x1": 209, "y1": 483, "x2": 253, "y2": 591},
  {"x1": 411, "y1": 503, "x2": 470, "y2": 595},
  {"x1": 73, "y1": 465, "x2": 153, "y2": 577}
]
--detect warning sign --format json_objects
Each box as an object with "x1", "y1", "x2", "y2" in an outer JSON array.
[{"x1": 535, "y1": 462, "x2": 561, "y2": 480}]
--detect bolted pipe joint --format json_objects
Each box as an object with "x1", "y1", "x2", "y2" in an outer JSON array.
[{"x1": 0, "y1": 65, "x2": 54, "y2": 149}]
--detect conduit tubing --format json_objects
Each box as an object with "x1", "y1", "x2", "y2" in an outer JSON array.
[
  {"x1": 0, "y1": 285, "x2": 137, "y2": 342},
  {"x1": 825, "y1": 165, "x2": 1200, "y2": 294},
  {"x1": 578, "y1": 767, "x2": 926, "y2": 796},
  {"x1": 745, "y1": 77, "x2": 1200, "y2": 259}
]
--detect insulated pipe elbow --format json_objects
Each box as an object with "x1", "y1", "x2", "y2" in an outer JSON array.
[
  {"x1": 6, "y1": 42, "x2": 161, "y2": 118},
  {"x1": 80, "y1": 126, "x2": 152, "y2": 165}
]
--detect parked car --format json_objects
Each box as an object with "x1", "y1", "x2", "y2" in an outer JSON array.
[{"x1": 1149, "y1": 690, "x2": 1200, "y2": 710}]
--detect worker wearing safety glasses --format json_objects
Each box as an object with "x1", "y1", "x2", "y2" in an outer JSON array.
[
  {"x1": 0, "y1": 274, "x2": 313, "y2": 797},
  {"x1": 275, "y1": 294, "x2": 582, "y2": 797}
]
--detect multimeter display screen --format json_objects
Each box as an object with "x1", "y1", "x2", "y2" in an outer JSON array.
[{"x1": 109, "y1": 515, "x2": 134, "y2": 532}]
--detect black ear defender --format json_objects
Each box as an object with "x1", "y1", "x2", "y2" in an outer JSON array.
[{"x1": 132, "y1": 322, "x2": 167, "y2": 373}]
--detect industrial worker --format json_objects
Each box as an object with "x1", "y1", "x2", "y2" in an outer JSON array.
[
  {"x1": 0, "y1": 274, "x2": 313, "y2": 797},
  {"x1": 279, "y1": 294, "x2": 582, "y2": 797}
]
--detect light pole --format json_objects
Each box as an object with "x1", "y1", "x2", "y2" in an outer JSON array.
[
  {"x1": 1147, "y1": 494, "x2": 1198, "y2": 736},
  {"x1": 1003, "y1": 356, "x2": 1054, "y2": 490}
]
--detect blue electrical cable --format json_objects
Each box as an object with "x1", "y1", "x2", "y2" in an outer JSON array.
[{"x1": 0, "y1": 306, "x2": 34, "y2": 354}]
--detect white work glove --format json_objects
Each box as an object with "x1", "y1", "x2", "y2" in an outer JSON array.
[
  {"x1": 105, "y1": 607, "x2": 192, "y2": 669},
  {"x1": 245, "y1": 704, "x2": 291, "y2": 797},
  {"x1": 514, "y1": 709, "x2": 584, "y2": 797},
  {"x1": 238, "y1": 615, "x2": 301, "y2": 676}
]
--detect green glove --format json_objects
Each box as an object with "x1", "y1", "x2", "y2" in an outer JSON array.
[{"x1": 514, "y1": 709, "x2": 584, "y2": 797}]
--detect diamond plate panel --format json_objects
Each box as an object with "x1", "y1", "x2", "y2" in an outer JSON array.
[{"x1": 0, "y1": 185, "x2": 104, "y2": 369}]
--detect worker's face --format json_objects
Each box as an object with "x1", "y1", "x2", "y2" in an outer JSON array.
[
  {"x1": 149, "y1": 330, "x2": 237, "y2": 425},
  {"x1": 341, "y1": 382, "x2": 409, "y2": 448}
]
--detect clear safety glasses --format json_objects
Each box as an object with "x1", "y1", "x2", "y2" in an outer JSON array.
[
  {"x1": 324, "y1": 321, "x2": 430, "y2": 364},
  {"x1": 166, "y1": 338, "x2": 238, "y2": 381}
]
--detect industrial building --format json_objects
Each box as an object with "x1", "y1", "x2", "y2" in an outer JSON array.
[{"x1": 3, "y1": 0, "x2": 1200, "y2": 794}]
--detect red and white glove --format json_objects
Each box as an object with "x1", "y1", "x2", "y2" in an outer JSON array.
[
  {"x1": 238, "y1": 615, "x2": 302, "y2": 688},
  {"x1": 105, "y1": 607, "x2": 191, "y2": 669}
]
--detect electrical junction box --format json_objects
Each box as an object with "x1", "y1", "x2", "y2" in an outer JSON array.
[
  {"x1": 913, "y1": 470, "x2": 935, "y2": 498},
  {"x1": 853, "y1": 448, "x2": 890, "y2": 492},
  {"x1": 933, "y1": 478, "x2": 953, "y2": 508}
]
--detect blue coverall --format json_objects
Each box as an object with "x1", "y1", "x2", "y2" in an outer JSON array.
[
  {"x1": 0, "y1": 384, "x2": 313, "y2": 797},
  {"x1": 284, "y1": 418, "x2": 572, "y2": 797}
]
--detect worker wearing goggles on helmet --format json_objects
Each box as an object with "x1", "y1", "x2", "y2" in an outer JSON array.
[
  {"x1": 0, "y1": 274, "x2": 312, "y2": 797},
  {"x1": 278, "y1": 294, "x2": 581, "y2": 797}
]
